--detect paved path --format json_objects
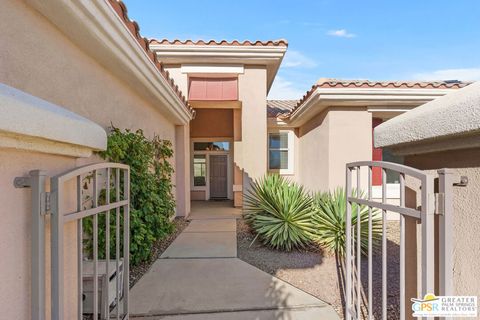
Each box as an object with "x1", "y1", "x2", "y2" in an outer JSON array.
[
  {"x1": 130, "y1": 215, "x2": 339, "y2": 319},
  {"x1": 160, "y1": 219, "x2": 237, "y2": 258}
]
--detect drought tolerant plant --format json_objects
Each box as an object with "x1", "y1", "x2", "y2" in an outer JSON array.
[
  {"x1": 84, "y1": 126, "x2": 176, "y2": 266},
  {"x1": 311, "y1": 188, "x2": 382, "y2": 257},
  {"x1": 244, "y1": 174, "x2": 315, "y2": 251}
]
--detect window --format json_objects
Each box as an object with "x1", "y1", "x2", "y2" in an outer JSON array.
[
  {"x1": 383, "y1": 148, "x2": 404, "y2": 183},
  {"x1": 193, "y1": 155, "x2": 207, "y2": 186},
  {"x1": 268, "y1": 131, "x2": 293, "y2": 173},
  {"x1": 194, "y1": 142, "x2": 230, "y2": 151}
]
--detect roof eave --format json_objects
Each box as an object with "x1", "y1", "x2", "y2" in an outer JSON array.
[
  {"x1": 150, "y1": 44, "x2": 287, "y2": 92},
  {"x1": 286, "y1": 87, "x2": 456, "y2": 127},
  {"x1": 26, "y1": 0, "x2": 193, "y2": 124}
]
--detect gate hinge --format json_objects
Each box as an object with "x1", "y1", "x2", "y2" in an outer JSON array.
[
  {"x1": 40, "y1": 192, "x2": 52, "y2": 215},
  {"x1": 435, "y1": 193, "x2": 445, "y2": 215}
]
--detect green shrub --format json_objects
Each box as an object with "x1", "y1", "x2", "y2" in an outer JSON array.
[
  {"x1": 311, "y1": 188, "x2": 382, "y2": 256},
  {"x1": 244, "y1": 174, "x2": 315, "y2": 251},
  {"x1": 85, "y1": 126, "x2": 176, "y2": 266}
]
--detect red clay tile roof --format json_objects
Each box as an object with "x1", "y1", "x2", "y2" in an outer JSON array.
[
  {"x1": 288, "y1": 79, "x2": 471, "y2": 118},
  {"x1": 149, "y1": 39, "x2": 288, "y2": 47},
  {"x1": 267, "y1": 100, "x2": 298, "y2": 118},
  {"x1": 107, "y1": 0, "x2": 193, "y2": 116},
  {"x1": 315, "y1": 78, "x2": 469, "y2": 89}
]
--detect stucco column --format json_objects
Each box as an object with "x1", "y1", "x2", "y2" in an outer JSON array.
[
  {"x1": 237, "y1": 66, "x2": 268, "y2": 201},
  {"x1": 233, "y1": 108, "x2": 243, "y2": 207},
  {"x1": 175, "y1": 124, "x2": 190, "y2": 216}
]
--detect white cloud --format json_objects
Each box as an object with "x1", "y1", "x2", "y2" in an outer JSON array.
[
  {"x1": 282, "y1": 50, "x2": 318, "y2": 68},
  {"x1": 412, "y1": 68, "x2": 480, "y2": 81},
  {"x1": 327, "y1": 29, "x2": 356, "y2": 38},
  {"x1": 268, "y1": 76, "x2": 306, "y2": 100}
]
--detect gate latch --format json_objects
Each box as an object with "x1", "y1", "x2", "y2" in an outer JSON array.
[
  {"x1": 14, "y1": 176, "x2": 31, "y2": 188},
  {"x1": 14, "y1": 175, "x2": 51, "y2": 215},
  {"x1": 453, "y1": 176, "x2": 468, "y2": 187}
]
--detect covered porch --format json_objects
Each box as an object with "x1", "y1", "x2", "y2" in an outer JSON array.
[{"x1": 189, "y1": 101, "x2": 244, "y2": 208}]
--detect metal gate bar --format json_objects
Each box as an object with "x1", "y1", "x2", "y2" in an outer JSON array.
[
  {"x1": 51, "y1": 162, "x2": 130, "y2": 320},
  {"x1": 345, "y1": 161, "x2": 436, "y2": 320},
  {"x1": 17, "y1": 162, "x2": 130, "y2": 320},
  {"x1": 17, "y1": 162, "x2": 131, "y2": 320}
]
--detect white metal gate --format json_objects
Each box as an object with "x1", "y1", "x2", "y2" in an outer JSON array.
[
  {"x1": 17, "y1": 163, "x2": 130, "y2": 320},
  {"x1": 345, "y1": 161, "x2": 454, "y2": 320}
]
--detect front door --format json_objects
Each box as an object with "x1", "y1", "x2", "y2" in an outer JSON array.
[{"x1": 209, "y1": 155, "x2": 228, "y2": 199}]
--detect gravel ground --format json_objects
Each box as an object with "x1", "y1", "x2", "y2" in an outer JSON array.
[
  {"x1": 129, "y1": 217, "x2": 189, "y2": 288},
  {"x1": 237, "y1": 219, "x2": 401, "y2": 320}
]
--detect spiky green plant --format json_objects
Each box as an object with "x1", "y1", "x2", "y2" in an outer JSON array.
[
  {"x1": 311, "y1": 188, "x2": 382, "y2": 256},
  {"x1": 244, "y1": 174, "x2": 315, "y2": 251}
]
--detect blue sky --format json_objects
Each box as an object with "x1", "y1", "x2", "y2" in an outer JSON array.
[{"x1": 123, "y1": 0, "x2": 480, "y2": 99}]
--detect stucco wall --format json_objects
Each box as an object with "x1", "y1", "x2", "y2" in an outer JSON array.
[
  {"x1": 175, "y1": 124, "x2": 191, "y2": 216},
  {"x1": 0, "y1": 149, "x2": 79, "y2": 320},
  {"x1": 0, "y1": 1, "x2": 185, "y2": 318},
  {"x1": 1, "y1": 0, "x2": 189, "y2": 216},
  {"x1": 164, "y1": 66, "x2": 188, "y2": 94},
  {"x1": 327, "y1": 108, "x2": 371, "y2": 190},
  {"x1": 238, "y1": 66, "x2": 268, "y2": 192},
  {"x1": 405, "y1": 148, "x2": 480, "y2": 300},
  {"x1": 1, "y1": 1, "x2": 176, "y2": 144},
  {"x1": 190, "y1": 109, "x2": 234, "y2": 138},
  {"x1": 297, "y1": 108, "x2": 372, "y2": 192},
  {"x1": 298, "y1": 110, "x2": 330, "y2": 191},
  {"x1": 191, "y1": 190, "x2": 206, "y2": 201}
]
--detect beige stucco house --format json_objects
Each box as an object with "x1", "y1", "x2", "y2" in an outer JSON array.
[
  {"x1": 0, "y1": 0, "x2": 475, "y2": 319},
  {"x1": 145, "y1": 38, "x2": 470, "y2": 211},
  {"x1": 146, "y1": 40, "x2": 467, "y2": 209}
]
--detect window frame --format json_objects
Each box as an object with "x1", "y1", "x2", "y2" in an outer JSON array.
[
  {"x1": 192, "y1": 154, "x2": 207, "y2": 187},
  {"x1": 267, "y1": 130, "x2": 294, "y2": 175}
]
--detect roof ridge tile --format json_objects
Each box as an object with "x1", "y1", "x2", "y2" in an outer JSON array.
[{"x1": 149, "y1": 38, "x2": 288, "y2": 47}]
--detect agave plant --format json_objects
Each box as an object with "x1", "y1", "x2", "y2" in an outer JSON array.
[
  {"x1": 244, "y1": 174, "x2": 315, "y2": 251},
  {"x1": 311, "y1": 188, "x2": 382, "y2": 256}
]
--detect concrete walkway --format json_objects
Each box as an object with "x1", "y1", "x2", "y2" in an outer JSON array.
[{"x1": 130, "y1": 205, "x2": 339, "y2": 319}]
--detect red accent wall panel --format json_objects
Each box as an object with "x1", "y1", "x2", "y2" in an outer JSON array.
[
  {"x1": 372, "y1": 118, "x2": 383, "y2": 186},
  {"x1": 188, "y1": 77, "x2": 238, "y2": 101}
]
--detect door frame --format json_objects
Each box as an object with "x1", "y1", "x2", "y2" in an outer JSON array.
[{"x1": 190, "y1": 137, "x2": 233, "y2": 200}]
